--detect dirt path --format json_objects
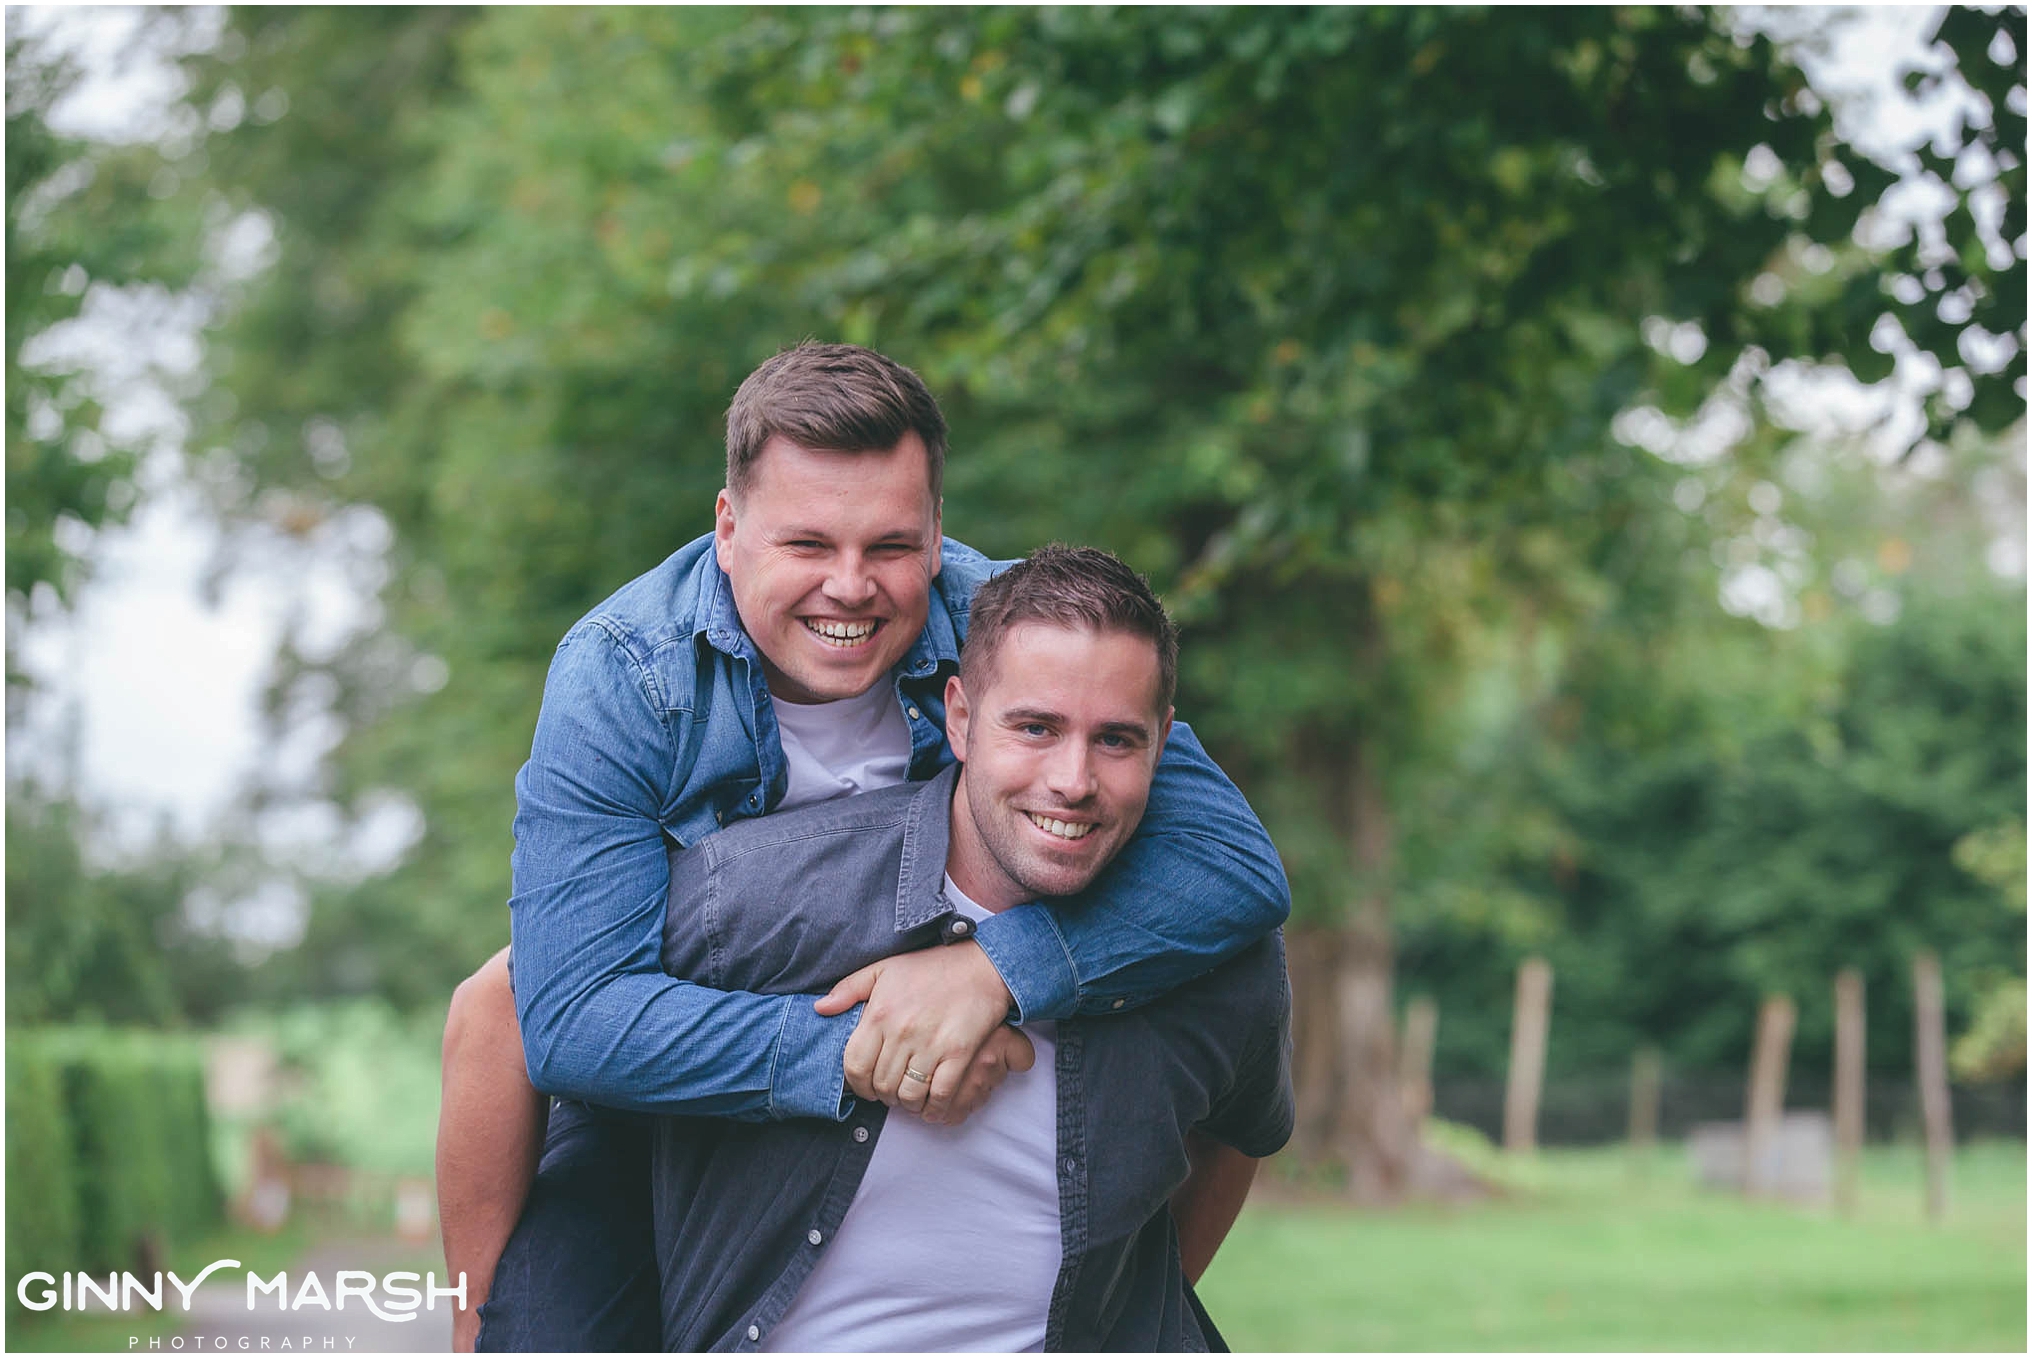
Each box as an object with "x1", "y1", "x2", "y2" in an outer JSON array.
[{"x1": 175, "y1": 1238, "x2": 455, "y2": 1353}]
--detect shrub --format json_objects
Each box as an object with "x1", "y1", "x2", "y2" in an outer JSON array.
[
  {"x1": 7, "y1": 1029, "x2": 221, "y2": 1275},
  {"x1": 5, "y1": 1040, "x2": 81, "y2": 1287}
]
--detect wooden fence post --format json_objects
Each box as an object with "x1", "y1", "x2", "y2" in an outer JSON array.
[
  {"x1": 1833, "y1": 968, "x2": 1866, "y2": 1216},
  {"x1": 1913, "y1": 951, "x2": 1954, "y2": 1222},
  {"x1": 1503, "y1": 957, "x2": 1553, "y2": 1155},
  {"x1": 1742, "y1": 994, "x2": 1796, "y2": 1196},
  {"x1": 1399, "y1": 995, "x2": 1438, "y2": 1126},
  {"x1": 1628, "y1": 1046, "x2": 1662, "y2": 1152}
]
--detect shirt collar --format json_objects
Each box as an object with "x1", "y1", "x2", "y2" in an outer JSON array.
[
  {"x1": 695, "y1": 549, "x2": 757, "y2": 661},
  {"x1": 895, "y1": 763, "x2": 961, "y2": 932}
]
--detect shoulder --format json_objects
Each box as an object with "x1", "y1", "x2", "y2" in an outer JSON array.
[
  {"x1": 1158, "y1": 931, "x2": 1290, "y2": 1035},
  {"x1": 932, "y1": 537, "x2": 1017, "y2": 642},
  {"x1": 554, "y1": 534, "x2": 719, "y2": 675}
]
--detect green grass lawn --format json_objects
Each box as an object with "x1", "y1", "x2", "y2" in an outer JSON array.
[
  {"x1": 12, "y1": 1142, "x2": 2020, "y2": 1352},
  {"x1": 1198, "y1": 1139, "x2": 2027, "y2": 1351}
]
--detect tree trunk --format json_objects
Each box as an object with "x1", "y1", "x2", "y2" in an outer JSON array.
[
  {"x1": 1332, "y1": 730, "x2": 1415, "y2": 1204},
  {"x1": 1399, "y1": 995, "x2": 1438, "y2": 1125},
  {"x1": 1913, "y1": 951, "x2": 1954, "y2": 1222},
  {"x1": 1286, "y1": 927, "x2": 1343, "y2": 1162}
]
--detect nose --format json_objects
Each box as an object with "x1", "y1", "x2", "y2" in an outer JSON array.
[
  {"x1": 1043, "y1": 741, "x2": 1097, "y2": 804},
  {"x1": 822, "y1": 551, "x2": 877, "y2": 608}
]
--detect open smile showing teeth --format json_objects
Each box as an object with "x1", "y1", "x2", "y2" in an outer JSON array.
[
  {"x1": 803, "y1": 619, "x2": 879, "y2": 648},
  {"x1": 1025, "y1": 813, "x2": 1096, "y2": 841}
]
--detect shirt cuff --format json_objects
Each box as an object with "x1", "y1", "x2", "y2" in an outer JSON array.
[
  {"x1": 972, "y1": 905, "x2": 1079, "y2": 1022},
  {"x1": 768, "y1": 998, "x2": 862, "y2": 1121}
]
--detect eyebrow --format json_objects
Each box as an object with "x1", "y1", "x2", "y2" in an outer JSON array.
[
  {"x1": 1001, "y1": 706, "x2": 1153, "y2": 741},
  {"x1": 776, "y1": 526, "x2": 925, "y2": 544}
]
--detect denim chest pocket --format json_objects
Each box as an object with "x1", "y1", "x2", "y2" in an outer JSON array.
[{"x1": 665, "y1": 778, "x2": 760, "y2": 850}]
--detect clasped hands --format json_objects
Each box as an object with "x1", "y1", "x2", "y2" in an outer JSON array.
[{"x1": 814, "y1": 941, "x2": 1033, "y2": 1126}]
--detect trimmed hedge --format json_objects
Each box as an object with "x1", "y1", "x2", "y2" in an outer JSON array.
[
  {"x1": 6, "y1": 1029, "x2": 221, "y2": 1280},
  {"x1": 5, "y1": 1043, "x2": 80, "y2": 1280}
]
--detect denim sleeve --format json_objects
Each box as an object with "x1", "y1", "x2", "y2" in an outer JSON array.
[
  {"x1": 969, "y1": 719, "x2": 1291, "y2": 1021},
  {"x1": 508, "y1": 624, "x2": 858, "y2": 1120}
]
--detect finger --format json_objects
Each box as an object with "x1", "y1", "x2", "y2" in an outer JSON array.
[
  {"x1": 946, "y1": 1063, "x2": 1002, "y2": 1125},
  {"x1": 895, "y1": 1060, "x2": 933, "y2": 1109},
  {"x1": 842, "y1": 1022, "x2": 881, "y2": 1103},
  {"x1": 815, "y1": 963, "x2": 880, "y2": 1017},
  {"x1": 921, "y1": 1055, "x2": 966, "y2": 1124},
  {"x1": 890, "y1": 1048, "x2": 936, "y2": 1110},
  {"x1": 868, "y1": 1030, "x2": 919, "y2": 1106},
  {"x1": 994, "y1": 1027, "x2": 1037, "y2": 1074},
  {"x1": 946, "y1": 1039, "x2": 1017, "y2": 1125}
]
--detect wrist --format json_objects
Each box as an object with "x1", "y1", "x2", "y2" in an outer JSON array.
[{"x1": 961, "y1": 938, "x2": 1017, "y2": 1020}]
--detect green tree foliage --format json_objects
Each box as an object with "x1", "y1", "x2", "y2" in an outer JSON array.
[
  {"x1": 5, "y1": 794, "x2": 247, "y2": 1027},
  {"x1": 167, "y1": 4, "x2": 2023, "y2": 1124},
  {"x1": 5, "y1": 28, "x2": 199, "y2": 619},
  {"x1": 1544, "y1": 579, "x2": 2022, "y2": 1076},
  {"x1": 248, "y1": 1000, "x2": 444, "y2": 1176}
]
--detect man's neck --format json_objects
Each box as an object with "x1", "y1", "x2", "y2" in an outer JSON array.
[{"x1": 945, "y1": 778, "x2": 1024, "y2": 914}]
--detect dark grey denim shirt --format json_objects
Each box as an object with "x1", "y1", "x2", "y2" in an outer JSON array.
[{"x1": 652, "y1": 764, "x2": 1293, "y2": 1352}]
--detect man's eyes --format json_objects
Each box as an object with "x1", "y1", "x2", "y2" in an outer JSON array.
[
  {"x1": 1013, "y1": 726, "x2": 1140, "y2": 749},
  {"x1": 784, "y1": 540, "x2": 918, "y2": 554}
]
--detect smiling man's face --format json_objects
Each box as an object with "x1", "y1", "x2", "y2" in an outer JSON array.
[
  {"x1": 715, "y1": 433, "x2": 942, "y2": 704},
  {"x1": 944, "y1": 621, "x2": 1173, "y2": 909}
]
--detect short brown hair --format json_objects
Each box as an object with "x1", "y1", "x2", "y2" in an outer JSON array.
[
  {"x1": 724, "y1": 342, "x2": 948, "y2": 499},
  {"x1": 960, "y1": 544, "x2": 1179, "y2": 715}
]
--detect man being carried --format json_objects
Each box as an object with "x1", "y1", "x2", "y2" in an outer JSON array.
[
  {"x1": 437, "y1": 344, "x2": 1291, "y2": 1349},
  {"x1": 645, "y1": 544, "x2": 1292, "y2": 1351}
]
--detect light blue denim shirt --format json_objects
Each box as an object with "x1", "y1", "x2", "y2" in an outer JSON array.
[{"x1": 509, "y1": 531, "x2": 1290, "y2": 1120}]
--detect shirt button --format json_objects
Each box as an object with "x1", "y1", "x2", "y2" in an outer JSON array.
[
  {"x1": 1062, "y1": 1157, "x2": 1079, "y2": 1175},
  {"x1": 747, "y1": 1325, "x2": 760, "y2": 1342},
  {"x1": 1110, "y1": 998, "x2": 1125, "y2": 1009},
  {"x1": 852, "y1": 1126, "x2": 870, "y2": 1143},
  {"x1": 907, "y1": 706, "x2": 922, "y2": 720},
  {"x1": 807, "y1": 1228, "x2": 824, "y2": 1246}
]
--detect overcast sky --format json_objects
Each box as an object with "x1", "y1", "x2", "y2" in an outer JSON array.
[{"x1": 5, "y1": 5, "x2": 2018, "y2": 879}]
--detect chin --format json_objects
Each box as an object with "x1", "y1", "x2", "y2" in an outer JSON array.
[
  {"x1": 788, "y1": 657, "x2": 879, "y2": 694},
  {"x1": 1016, "y1": 863, "x2": 1100, "y2": 901}
]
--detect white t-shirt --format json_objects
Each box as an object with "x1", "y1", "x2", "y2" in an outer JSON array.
[
  {"x1": 762, "y1": 877, "x2": 1062, "y2": 1353},
  {"x1": 770, "y1": 684, "x2": 913, "y2": 810}
]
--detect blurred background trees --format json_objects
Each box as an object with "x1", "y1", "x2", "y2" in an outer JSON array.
[{"x1": 8, "y1": 6, "x2": 2025, "y2": 1196}]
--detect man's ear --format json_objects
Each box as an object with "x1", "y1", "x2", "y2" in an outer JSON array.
[
  {"x1": 945, "y1": 673, "x2": 971, "y2": 762},
  {"x1": 713, "y1": 489, "x2": 737, "y2": 572},
  {"x1": 1156, "y1": 706, "x2": 1174, "y2": 758},
  {"x1": 927, "y1": 498, "x2": 943, "y2": 578}
]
